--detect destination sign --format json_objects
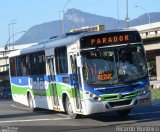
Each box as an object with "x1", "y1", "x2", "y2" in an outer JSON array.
[
  {"x1": 80, "y1": 31, "x2": 141, "y2": 49},
  {"x1": 98, "y1": 73, "x2": 112, "y2": 81}
]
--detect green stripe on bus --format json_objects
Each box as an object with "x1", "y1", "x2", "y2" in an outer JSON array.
[
  {"x1": 100, "y1": 91, "x2": 138, "y2": 101},
  {"x1": 11, "y1": 85, "x2": 29, "y2": 95},
  {"x1": 11, "y1": 83, "x2": 83, "y2": 99}
]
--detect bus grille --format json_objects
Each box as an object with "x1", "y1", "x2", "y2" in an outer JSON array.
[
  {"x1": 101, "y1": 91, "x2": 138, "y2": 101},
  {"x1": 109, "y1": 99, "x2": 132, "y2": 107}
]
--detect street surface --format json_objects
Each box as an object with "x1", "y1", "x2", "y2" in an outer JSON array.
[{"x1": 0, "y1": 100, "x2": 160, "y2": 132}]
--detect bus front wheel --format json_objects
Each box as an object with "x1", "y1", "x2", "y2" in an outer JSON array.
[
  {"x1": 65, "y1": 96, "x2": 78, "y2": 119},
  {"x1": 28, "y1": 93, "x2": 35, "y2": 112}
]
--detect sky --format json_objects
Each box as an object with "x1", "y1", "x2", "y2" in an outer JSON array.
[{"x1": 0, "y1": 0, "x2": 160, "y2": 46}]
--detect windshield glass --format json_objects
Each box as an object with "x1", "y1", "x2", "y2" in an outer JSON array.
[{"x1": 81, "y1": 44, "x2": 148, "y2": 86}]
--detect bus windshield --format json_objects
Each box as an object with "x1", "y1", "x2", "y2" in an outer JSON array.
[{"x1": 81, "y1": 44, "x2": 148, "y2": 86}]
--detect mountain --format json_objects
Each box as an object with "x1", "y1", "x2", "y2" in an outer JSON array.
[
  {"x1": 130, "y1": 12, "x2": 160, "y2": 26},
  {"x1": 14, "y1": 8, "x2": 160, "y2": 45}
]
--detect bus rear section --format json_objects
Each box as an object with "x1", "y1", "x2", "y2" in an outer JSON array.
[{"x1": 79, "y1": 30, "x2": 151, "y2": 116}]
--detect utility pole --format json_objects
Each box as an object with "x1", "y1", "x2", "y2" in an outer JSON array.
[
  {"x1": 58, "y1": 11, "x2": 63, "y2": 34},
  {"x1": 117, "y1": 0, "x2": 120, "y2": 28},
  {"x1": 8, "y1": 21, "x2": 16, "y2": 50},
  {"x1": 62, "y1": 0, "x2": 71, "y2": 33},
  {"x1": 135, "y1": 6, "x2": 151, "y2": 28},
  {"x1": 125, "y1": 0, "x2": 130, "y2": 29},
  {"x1": 8, "y1": 24, "x2": 11, "y2": 48},
  {"x1": 11, "y1": 19, "x2": 17, "y2": 43}
]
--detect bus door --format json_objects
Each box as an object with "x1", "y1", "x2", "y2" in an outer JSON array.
[
  {"x1": 47, "y1": 56, "x2": 59, "y2": 109},
  {"x1": 69, "y1": 53, "x2": 82, "y2": 111}
]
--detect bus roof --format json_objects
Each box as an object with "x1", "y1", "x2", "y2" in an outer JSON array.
[{"x1": 8, "y1": 28, "x2": 140, "y2": 57}]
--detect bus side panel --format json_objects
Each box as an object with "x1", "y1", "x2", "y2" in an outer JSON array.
[
  {"x1": 30, "y1": 75, "x2": 53, "y2": 110},
  {"x1": 11, "y1": 76, "x2": 30, "y2": 106},
  {"x1": 10, "y1": 75, "x2": 54, "y2": 109},
  {"x1": 10, "y1": 74, "x2": 74, "y2": 111},
  {"x1": 55, "y1": 74, "x2": 84, "y2": 114}
]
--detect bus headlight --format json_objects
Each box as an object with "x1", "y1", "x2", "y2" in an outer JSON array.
[
  {"x1": 84, "y1": 91, "x2": 101, "y2": 101},
  {"x1": 138, "y1": 83, "x2": 150, "y2": 96},
  {"x1": 89, "y1": 92, "x2": 101, "y2": 101}
]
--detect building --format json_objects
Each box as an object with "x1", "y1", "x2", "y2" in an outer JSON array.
[
  {"x1": 0, "y1": 43, "x2": 37, "y2": 81},
  {"x1": 132, "y1": 22, "x2": 160, "y2": 80}
]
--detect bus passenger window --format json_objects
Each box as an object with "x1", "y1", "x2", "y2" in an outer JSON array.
[
  {"x1": 10, "y1": 57, "x2": 17, "y2": 76},
  {"x1": 25, "y1": 55, "x2": 30, "y2": 75},
  {"x1": 30, "y1": 54, "x2": 38, "y2": 75},
  {"x1": 16, "y1": 57, "x2": 23, "y2": 76},
  {"x1": 55, "y1": 46, "x2": 68, "y2": 74},
  {"x1": 39, "y1": 54, "x2": 46, "y2": 75},
  {"x1": 21, "y1": 55, "x2": 30, "y2": 76}
]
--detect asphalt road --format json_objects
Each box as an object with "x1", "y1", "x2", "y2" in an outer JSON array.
[{"x1": 0, "y1": 100, "x2": 160, "y2": 132}]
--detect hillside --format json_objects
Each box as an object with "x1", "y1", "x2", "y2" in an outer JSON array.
[{"x1": 14, "y1": 8, "x2": 160, "y2": 45}]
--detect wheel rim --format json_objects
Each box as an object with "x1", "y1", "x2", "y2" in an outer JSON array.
[
  {"x1": 29, "y1": 95, "x2": 33, "y2": 109},
  {"x1": 67, "y1": 100, "x2": 73, "y2": 114}
]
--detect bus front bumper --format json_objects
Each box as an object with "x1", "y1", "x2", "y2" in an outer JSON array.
[{"x1": 83, "y1": 90, "x2": 151, "y2": 115}]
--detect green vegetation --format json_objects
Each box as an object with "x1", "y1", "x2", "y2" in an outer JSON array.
[{"x1": 151, "y1": 89, "x2": 160, "y2": 100}]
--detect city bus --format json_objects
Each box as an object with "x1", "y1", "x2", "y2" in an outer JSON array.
[{"x1": 8, "y1": 29, "x2": 151, "y2": 119}]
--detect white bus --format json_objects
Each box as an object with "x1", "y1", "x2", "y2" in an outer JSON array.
[{"x1": 9, "y1": 29, "x2": 151, "y2": 119}]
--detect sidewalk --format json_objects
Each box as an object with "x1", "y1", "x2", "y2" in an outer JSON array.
[{"x1": 150, "y1": 80, "x2": 160, "y2": 89}]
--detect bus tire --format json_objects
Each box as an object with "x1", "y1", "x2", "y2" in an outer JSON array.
[
  {"x1": 28, "y1": 93, "x2": 35, "y2": 112},
  {"x1": 65, "y1": 96, "x2": 78, "y2": 119},
  {"x1": 117, "y1": 109, "x2": 131, "y2": 117}
]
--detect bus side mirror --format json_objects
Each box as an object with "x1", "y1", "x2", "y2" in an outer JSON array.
[{"x1": 77, "y1": 56, "x2": 82, "y2": 67}]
